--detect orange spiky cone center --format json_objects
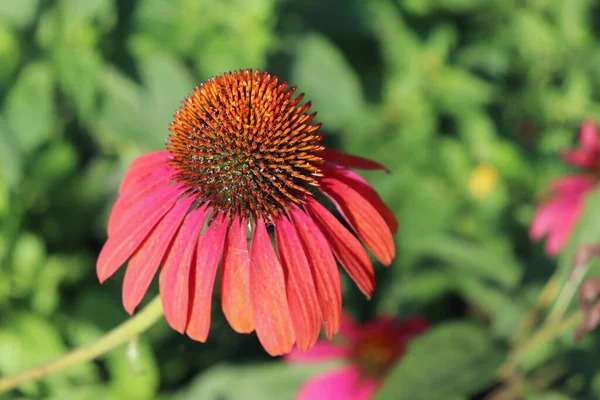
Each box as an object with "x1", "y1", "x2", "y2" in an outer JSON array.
[{"x1": 167, "y1": 69, "x2": 324, "y2": 221}]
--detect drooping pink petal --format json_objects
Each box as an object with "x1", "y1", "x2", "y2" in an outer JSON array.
[
  {"x1": 323, "y1": 164, "x2": 398, "y2": 234},
  {"x1": 530, "y1": 200, "x2": 560, "y2": 242},
  {"x1": 561, "y1": 149, "x2": 596, "y2": 168},
  {"x1": 97, "y1": 184, "x2": 183, "y2": 283},
  {"x1": 297, "y1": 366, "x2": 379, "y2": 400},
  {"x1": 159, "y1": 204, "x2": 209, "y2": 333},
  {"x1": 579, "y1": 120, "x2": 599, "y2": 150},
  {"x1": 305, "y1": 198, "x2": 375, "y2": 298},
  {"x1": 550, "y1": 175, "x2": 595, "y2": 195},
  {"x1": 220, "y1": 217, "x2": 254, "y2": 333},
  {"x1": 287, "y1": 342, "x2": 350, "y2": 363},
  {"x1": 321, "y1": 148, "x2": 390, "y2": 173},
  {"x1": 186, "y1": 214, "x2": 228, "y2": 342},
  {"x1": 108, "y1": 164, "x2": 175, "y2": 236},
  {"x1": 275, "y1": 215, "x2": 321, "y2": 351},
  {"x1": 122, "y1": 196, "x2": 195, "y2": 314},
  {"x1": 320, "y1": 176, "x2": 395, "y2": 266},
  {"x1": 289, "y1": 206, "x2": 342, "y2": 339},
  {"x1": 545, "y1": 196, "x2": 584, "y2": 256},
  {"x1": 249, "y1": 217, "x2": 295, "y2": 356},
  {"x1": 118, "y1": 151, "x2": 171, "y2": 194}
]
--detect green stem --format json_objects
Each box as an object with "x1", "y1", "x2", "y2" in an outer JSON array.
[
  {"x1": 501, "y1": 311, "x2": 583, "y2": 377},
  {"x1": 545, "y1": 264, "x2": 588, "y2": 326},
  {"x1": 0, "y1": 296, "x2": 163, "y2": 394}
]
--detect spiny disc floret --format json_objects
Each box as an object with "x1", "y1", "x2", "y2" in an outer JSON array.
[{"x1": 167, "y1": 69, "x2": 324, "y2": 221}]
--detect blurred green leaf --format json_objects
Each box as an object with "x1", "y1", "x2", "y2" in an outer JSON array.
[
  {"x1": 0, "y1": 24, "x2": 20, "y2": 85},
  {"x1": 134, "y1": 53, "x2": 196, "y2": 150},
  {"x1": 375, "y1": 322, "x2": 503, "y2": 400},
  {"x1": 292, "y1": 34, "x2": 365, "y2": 132},
  {"x1": 406, "y1": 235, "x2": 521, "y2": 287},
  {"x1": 178, "y1": 361, "x2": 339, "y2": 400},
  {"x1": 5, "y1": 62, "x2": 55, "y2": 153},
  {"x1": 107, "y1": 339, "x2": 160, "y2": 400},
  {"x1": 0, "y1": 0, "x2": 40, "y2": 28}
]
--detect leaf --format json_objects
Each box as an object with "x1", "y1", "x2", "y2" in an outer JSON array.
[
  {"x1": 135, "y1": 53, "x2": 196, "y2": 151},
  {"x1": 0, "y1": 0, "x2": 40, "y2": 28},
  {"x1": 0, "y1": 24, "x2": 20, "y2": 85},
  {"x1": 5, "y1": 62, "x2": 55, "y2": 153},
  {"x1": 405, "y1": 235, "x2": 522, "y2": 287},
  {"x1": 374, "y1": 322, "x2": 503, "y2": 400},
  {"x1": 0, "y1": 115, "x2": 22, "y2": 188},
  {"x1": 292, "y1": 34, "x2": 365, "y2": 132},
  {"x1": 178, "y1": 361, "x2": 339, "y2": 400},
  {"x1": 107, "y1": 339, "x2": 160, "y2": 400},
  {"x1": 52, "y1": 42, "x2": 103, "y2": 125},
  {"x1": 96, "y1": 66, "x2": 146, "y2": 149}
]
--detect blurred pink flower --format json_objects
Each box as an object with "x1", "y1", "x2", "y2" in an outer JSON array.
[
  {"x1": 287, "y1": 314, "x2": 427, "y2": 400},
  {"x1": 530, "y1": 121, "x2": 600, "y2": 256}
]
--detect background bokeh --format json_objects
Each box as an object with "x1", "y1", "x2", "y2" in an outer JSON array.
[{"x1": 2, "y1": 0, "x2": 600, "y2": 399}]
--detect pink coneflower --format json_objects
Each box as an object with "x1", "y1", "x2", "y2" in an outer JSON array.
[
  {"x1": 96, "y1": 69, "x2": 397, "y2": 356},
  {"x1": 287, "y1": 314, "x2": 428, "y2": 400},
  {"x1": 530, "y1": 121, "x2": 600, "y2": 256}
]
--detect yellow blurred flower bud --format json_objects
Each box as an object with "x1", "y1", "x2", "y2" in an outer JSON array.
[{"x1": 468, "y1": 164, "x2": 498, "y2": 200}]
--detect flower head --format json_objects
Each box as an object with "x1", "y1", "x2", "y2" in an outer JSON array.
[
  {"x1": 530, "y1": 120, "x2": 600, "y2": 256},
  {"x1": 287, "y1": 314, "x2": 428, "y2": 400},
  {"x1": 96, "y1": 70, "x2": 397, "y2": 355}
]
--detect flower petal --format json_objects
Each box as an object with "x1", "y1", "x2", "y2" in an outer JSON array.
[
  {"x1": 159, "y1": 204, "x2": 209, "y2": 333},
  {"x1": 545, "y1": 196, "x2": 583, "y2": 256},
  {"x1": 530, "y1": 200, "x2": 559, "y2": 242},
  {"x1": 550, "y1": 175, "x2": 595, "y2": 195},
  {"x1": 289, "y1": 206, "x2": 341, "y2": 339},
  {"x1": 321, "y1": 176, "x2": 395, "y2": 265},
  {"x1": 297, "y1": 366, "x2": 379, "y2": 400},
  {"x1": 108, "y1": 164, "x2": 175, "y2": 237},
  {"x1": 324, "y1": 164, "x2": 398, "y2": 234},
  {"x1": 250, "y1": 217, "x2": 295, "y2": 356},
  {"x1": 186, "y1": 213, "x2": 228, "y2": 342},
  {"x1": 305, "y1": 198, "x2": 375, "y2": 298},
  {"x1": 580, "y1": 120, "x2": 599, "y2": 150},
  {"x1": 118, "y1": 151, "x2": 170, "y2": 194},
  {"x1": 322, "y1": 148, "x2": 389, "y2": 173},
  {"x1": 286, "y1": 342, "x2": 349, "y2": 363},
  {"x1": 220, "y1": 217, "x2": 254, "y2": 333},
  {"x1": 275, "y1": 215, "x2": 321, "y2": 351},
  {"x1": 122, "y1": 196, "x2": 194, "y2": 314},
  {"x1": 97, "y1": 184, "x2": 183, "y2": 283}
]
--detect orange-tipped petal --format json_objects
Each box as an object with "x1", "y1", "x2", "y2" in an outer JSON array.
[
  {"x1": 220, "y1": 217, "x2": 254, "y2": 333},
  {"x1": 250, "y1": 218, "x2": 295, "y2": 356},
  {"x1": 322, "y1": 148, "x2": 389, "y2": 173},
  {"x1": 324, "y1": 165, "x2": 398, "y2": 234},
  {"x1": 289, "y1": 206, "x2": 341, "y2": 339},
  {"x1": 321, "y1": 176, "x2": 395, "y2": 266},
  {"x1": 122, "y1": 196, "x2": 194, "y2": 314},
  {"x1": 97, "y1": 184, "x2": 183, "y2": 283},
  {"x1": 118, "y1": 151, "x2": 171, "y2": 194},
  {"x1": 186, "y1": 214, "x2": 228, "y2": 342},
  {"x1": 108, "y1": 164, "x2": 175, "y2": 236},
  {"x1": 159, "y1": 204, "x2": 209, "y2": 333},
  {"x1": 305, "y1": 198, "x2": 375, "y2": 298},
  {"x1": 275, "y1": 215, "x2": 321, "y2": 351}
]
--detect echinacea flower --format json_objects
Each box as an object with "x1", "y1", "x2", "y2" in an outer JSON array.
[
  {"x1": 287, "y1": 314, "x2": 428, "y2": 400},
  {"x1": 530, "y1": 120, "x2": 600, "y2": 256},
  {"x1": 96, "y1": 69, "x2": 397, "y2": 356}
]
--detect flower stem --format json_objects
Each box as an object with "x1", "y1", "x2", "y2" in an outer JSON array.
[
  {"x1": 0, "y1": 295, "x2": 163, "y2": 394},
  {"x1": 500, "y1": 311, "x2": 583, "y2": 377}
]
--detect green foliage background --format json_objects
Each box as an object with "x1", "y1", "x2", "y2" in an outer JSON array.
[{"x1": 1, "y1": 0, "x2": 600, "y2": 399}]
